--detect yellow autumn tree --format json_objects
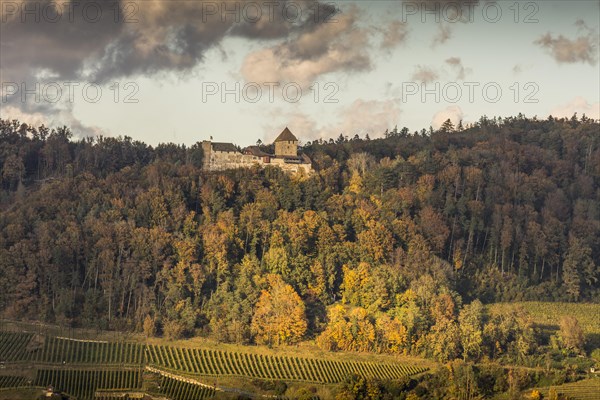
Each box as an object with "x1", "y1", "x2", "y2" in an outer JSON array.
[
  {"x1": 251, "y1": 274, "x2": 307, "y2": 346},
  {"x1": 316, "y1": 305, "x2": 377, "y2": 352},
  {"x1": 348, "y1": 171, "x2": 363, "y2": 194},
  {"x1": 342, "y1": 262, "x2": 389, "y2": 311},
  {"x1": 375, "y1": 314, "x2": 408, "y2": 354}
]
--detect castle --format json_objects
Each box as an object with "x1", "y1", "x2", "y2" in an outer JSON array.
[{"x1": 201, "y1": 128, "x2": 312, "y2": 174}]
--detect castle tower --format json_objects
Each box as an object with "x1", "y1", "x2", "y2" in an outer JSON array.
[
  {"x1": 201, "y1": 140, "x2": 212, "y2": 169},
  {"x1": 274, "y1": 127, "x2": 298, "y2": 157}
]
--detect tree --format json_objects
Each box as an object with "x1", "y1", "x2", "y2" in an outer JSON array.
[
  {"x1": 163, "y1": 318, "x2": 185, "y2": 340},
  {"x1": 143, "y1": 314, "x2": 156, "y2": 337},
  {"x1": 562, "y1": 235, "x2": 596, "y2": 301},
  {"x1": 251, "y1": 274, "x2": 307, "y2": 346},
  {"x1": 446, "y1": 361, "x2": 479, "y2": 400},
  {"x1": 357, "y1": 220, "x2": 394, "y2": 264},
  {"x1": 418, "y1": 206, "x2": 449, "y2": 254},
  {"x1": 558, "y1": 315, "x2": 585, "y2": 353},
  {"x1": 336, "y1": 373, "x2": 382, "y2": 400},
  {"x1": 341, "y1": 263, "x2": 389, "y2": 311},
  {"x1": 459, "y1": 300, "x2": 484, "y2": 361},
  {"x1": 375, "y1": 314, "x2": 407, "y2": 353},
  {"x1": 264, "y1": 231, "x2": 290, "y2": 277},
  {"x1": 440, "y1": 119, "x2": 455, "y2": 133},
  {"x1": 316, "y1": 305, "x2": 347, "y2": 351},
  {"x1": 427, "y1": 319, "x2": 460, "y2": 362}
]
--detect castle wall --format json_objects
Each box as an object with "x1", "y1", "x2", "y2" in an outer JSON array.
[
  {"x1": 202, "y1": 142, "x2": 311, "y2": 174},
  {"x1": 270, "y1": 157, "x2": 311, "y2": 174},
  {"x1": 205, "y1": 151, "x2": 263, "y2": 171}
]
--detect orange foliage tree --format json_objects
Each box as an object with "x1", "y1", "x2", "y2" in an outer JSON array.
[{"x1": 251, "y1": 274, "x2": 307, "y2": 346}]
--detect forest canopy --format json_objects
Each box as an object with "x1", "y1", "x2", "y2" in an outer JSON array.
[{"x1": 0, "y1": 115, "x2": 598, "y2": 360}]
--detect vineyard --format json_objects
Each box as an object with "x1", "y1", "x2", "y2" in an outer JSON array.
[
  {"x1": 157, "y1": 375, "x2": 216, "y2": 400},
  {"x1": 0, "y1": 329, "x2": 429, "y2": 398},
  {"x1": 535, "y1": 378, "x2": 600, "y2": 400},
  {"x1": 0, "y1": 331, "x2": 33, "y2": 361},
  {"x1": 34, "y1": 336, "x2": 145, "y2": 365},
  {"x1": 0, "y1": 375, "x2": 28, "y2": 388},
  {"x1": 146, "y1": 344, "x2": 427, "y2": 383},
  {"x1": 34, "y1": 368, "x2": 142, "y2": 400}
]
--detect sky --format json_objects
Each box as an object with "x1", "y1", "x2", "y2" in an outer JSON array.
[{"x1": 1, "y1": 0, "x2": 599, "y2": 146}]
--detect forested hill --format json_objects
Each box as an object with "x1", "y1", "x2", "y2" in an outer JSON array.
[{"x1": 0, "y1": 115, "x2": 598, "y2": 347}]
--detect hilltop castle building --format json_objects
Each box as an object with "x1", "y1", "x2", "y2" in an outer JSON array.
[{"x1": 201, "y1": 128, "x2": 312, "y2": 174}]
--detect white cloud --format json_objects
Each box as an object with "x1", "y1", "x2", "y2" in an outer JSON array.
[
  {"x1": 411, "y1": 65, "x2": 439, "y2": 84},
  {"x1": 535, "y1": 21, "x2": 598, "y2": 65},
  {"x1": 431, "y1": 106, "x2": 464, "y2": 129},
  {"x1": 263, "y1": 99, "x2": 401, "y2": 141},
  {"x1": 550, "y1": 97, "x2": 600, "y2": 120},
  {"x1": 241, "y1": 5, "x2": 372, "y2": 89},
  {"x1": 378, "y1": 21, "x2": 409, "y2": 50},
  {"x1": 0, "y1": 105, "x2": 48, "y2": 128},
  {"x1": 0, "y1": 104, "x2": 107, "y2": 138}
]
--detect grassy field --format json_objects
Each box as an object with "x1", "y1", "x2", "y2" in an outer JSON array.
[
  {"x1": 488, "y1": 302, "x2": 600, "y2": 350},
  {"x1": 0, "y1": 387, "x2": 46, "y2": 400},
  {"x1": 531, "y1": 378, "x2": 600, "y2": 400}
]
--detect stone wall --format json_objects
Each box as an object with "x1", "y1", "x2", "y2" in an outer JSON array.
[{"x1": 202, "y1": 141, "x2": 310, "y2": 173}]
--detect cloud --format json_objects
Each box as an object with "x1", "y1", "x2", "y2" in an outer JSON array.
[
  {"x1": 411, "y1": 65, "x2": 439, "y2": 84},
  {"x1": 1, "y1": 0, "x2": 123, "y2": 84},
  {"x1": 550, "y1": 97, "x2": 600, "y2": 120},
  {"x1": 378, "y1": 21, "x2": 409, "y2": 50},
  {"x1": 0, "y1": 0, "x2": 343, "y2": 136},
  {"x1": 264, "y1": 99, "x2": 401, "y2": 141},
  {"x1": 0, "y1": 0, "x2": 339, "y2": 84},
  {"x1": 0, "y1": 104, "x2": 107, "y2": 137},
  {"x1": 432, "y1": 23, "x2": 452, "y2": 47},
  {"x1": 431, "y1": 106, "x2": 464, "y2": 129},
  {"x1": 398, "y1": 0, "x2": 481, "y2": 47},
  {"x1": 534, "y1": 21, "x2": 598, "y2": 65},
  {"x1": 512, "y1": 64, "x2": 522, "y2": 75},
  {"x1": 333, "y1": 99, "x2": 402, "y2": 138},
  {"x1": 0, "y1": 105, "x2": 48, "y2": 129},
  {"x1": 231, "y1": 1, "x2": 338, "y2": 39},
  {"x1": 445, "y1": 57, "x2": 471, "y2": 80},
  {"x1": 241, "y1": 5, "x2": 372, "y2": 89},
  {"x1": 264, "y1": 111, "x2": 319, "y2": 143}
]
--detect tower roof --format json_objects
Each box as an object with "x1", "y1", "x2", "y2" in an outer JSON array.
[
  {"x1": 211, "y1": 142, "x2": 239, "y2": 152},
  {"x1": 274, "y1": 127, "x2": 298, "y2": 142}
]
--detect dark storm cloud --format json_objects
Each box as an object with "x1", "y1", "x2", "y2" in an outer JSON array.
[
  {"x1": 230, "y1": 0, "x2": 338, "y2": 39},
  {"x1": 1, "y1": 0, "x2": 123, "y2": 84},
  {"x1": 0, "y1": 0, "x2": 345, "y2": 133},
  {"x1": 0, "y1": 0, "x2": 341, "y2": 84}
]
